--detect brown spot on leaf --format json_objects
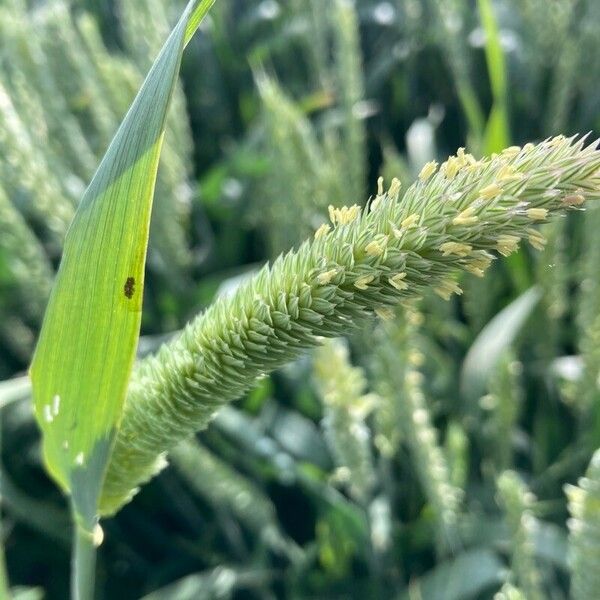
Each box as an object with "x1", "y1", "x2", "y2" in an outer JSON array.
[{"x1": 124, "y1": 277, "x2": 135, "y2": 299}]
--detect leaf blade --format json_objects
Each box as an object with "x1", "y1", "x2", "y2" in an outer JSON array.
[{"x1": 29, "y1": 0, "x2": 216, "y2": 526}]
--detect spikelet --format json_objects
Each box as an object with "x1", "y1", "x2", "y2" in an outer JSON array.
[
  {"x1": 100, "y1": 137, "x2": 600, "y2": 515},
  {"x1": 565, "y1": 450, "x2": 600, "y2": 600},
  {"x1": 314, "y1": 339, "x2": 376, "y2": 503},
  {"x1": 496, "y1": 471, "x2": 544, "y2": 600}
]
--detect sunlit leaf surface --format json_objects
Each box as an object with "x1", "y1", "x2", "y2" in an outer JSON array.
[{"x1": 29, "y1": 0, "x2": 216, "y2": 527}]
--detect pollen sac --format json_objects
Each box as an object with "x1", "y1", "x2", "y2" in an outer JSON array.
[
  {"x1": 418, "y1": 161, "x2": 438, "y2": 182},
  {"x1": 452, "y1": 207, "x2": 478, "y2": 226},
  {"x1": 496, "y1": 235, "x2": 520, "y2": 257},
  {"x1": 439, "y1": 242, "x2": 473, "y2": 258}
]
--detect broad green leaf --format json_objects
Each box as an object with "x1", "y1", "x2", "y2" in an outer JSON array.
[
  {"x1": 29, "y1": 0, "x2": 216, "y2": 528},
  {"x1": 461, "y1": 287, "x2": 541, "y2": 404}
]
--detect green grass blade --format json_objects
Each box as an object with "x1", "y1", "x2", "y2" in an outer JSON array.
[
  {"x1": 29, "y1": 0, "x2": 216, "y2": 528},
  {"x1": 478, "y1": 0, "x2": 511, "y2": 154}
]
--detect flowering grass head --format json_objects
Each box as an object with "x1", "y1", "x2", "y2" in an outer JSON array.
[{"x1": 100, "y1": 135, "x2": 600, "y2": 515}]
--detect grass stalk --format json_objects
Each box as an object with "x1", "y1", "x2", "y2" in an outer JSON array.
[{"x1": 71, "y1": 523, "x2": 98, "y2": 600}]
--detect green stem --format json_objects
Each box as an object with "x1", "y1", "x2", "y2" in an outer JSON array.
[{"x1": 71, "y1": 523, "x2": 97, "y2": 600}]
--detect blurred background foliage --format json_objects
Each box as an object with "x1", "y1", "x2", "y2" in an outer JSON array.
[{"x1": 1, "y1": 0, "x2": 600, "y2": 598}]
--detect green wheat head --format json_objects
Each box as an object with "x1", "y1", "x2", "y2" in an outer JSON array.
[
  {"x1": 482, "y1": 352, "x2": 523, "y2": 476},
  {"x1": 496, "y1": 471, "x2": 544, "y2": 600},
  {"x1": 100, "y1": 135, "x2": 600, "y2": 515},
  {"x1": 314, "y1": 339, "x2": 376, "y2": 503},
  {"x1": 566, "y1": 449, "x2": 600, "y2": 600},
  {"x1": 373, "y1": 306, "x2": 462, "y2": 549}
]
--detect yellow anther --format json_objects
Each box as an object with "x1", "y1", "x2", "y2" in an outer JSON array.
[
  {"x1": 389, "y1": 272, "x2": 409, "y2": 291},
  {"x1": 479, "y1": 183, "x2": 503, "y2": 200},
  {"x1": 365, "y1": 239, "x2": 386, "y2": 257},
  {"x1": 452, "y1": 206, "x2": 478, "y2": 226},
  {"x1": 354, "y1": 274, "x2": 375, "y2": 290},
  {"x1": 328, "y1": 205, "x2": 336, "y2": 224},
  {"x1": 464, "y1": 159, "x2": 484, "y2": 173},
  {"x1": 439, "y1": 242, "x2": 473, "y2": 257},
  {"x1": 401, "y1": 213, "x2": 419, "y2": 229},
  {"x1": 464, "y1": 252, "x2": 493, "y2": 277},
  {"x1": 314, "y1": 223, "x2": 331, "y2": 239},
  {"x1": 418, "y1": 161, "x2": 438, "y2": 182},
  {"x1": 390, "y1": 222, "x2": 403, "y2": 239},
  {"x1": 526, "y1": 208, "x2": 548, "y2": 221},
  {"x1": 464, "y1": 264, "x2": 485, "y2": 278},
  {"x1": 406, "y1": 310, "x2": 424, "y2": 326},
  {"x1": 496, "y1": 234, "x2": 520, "y2": 257},
  {"x1": 93, "y1": 524, "x2": 105, "y2": 547},
  {"x1": 388, "y1": 177, "x2": 402, "y2": 200},
  {"x1": 497, "y1": 164, "x2": 525, "y2": 183},
  {"x1": 457, "y1": 147, "x2": 477, "y2": 167},
  {"x1": 328, "y1": 204, "x2": 361, "y2": 226},
  {"x1": 501, "y1": 146, "x2": 521, "y2": 159},
  {"x1": 375, "y1": 306, "x2": 395, "y2": 320},
  {"x1": 317, "y1": 269, "x2": 338, "y2": 285},
  {"x1": 527, "y1": 228, "x2": 547, "y2": 251},
  {"x1": 442, "y1": 156, "x2": 461, "y2": 180},
  {"x1": 548, "y1": 135, "x2": 566, "y2": 147},
  {"x1": 434, "y1": 279, "x2": 463, "y2": 301}
]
